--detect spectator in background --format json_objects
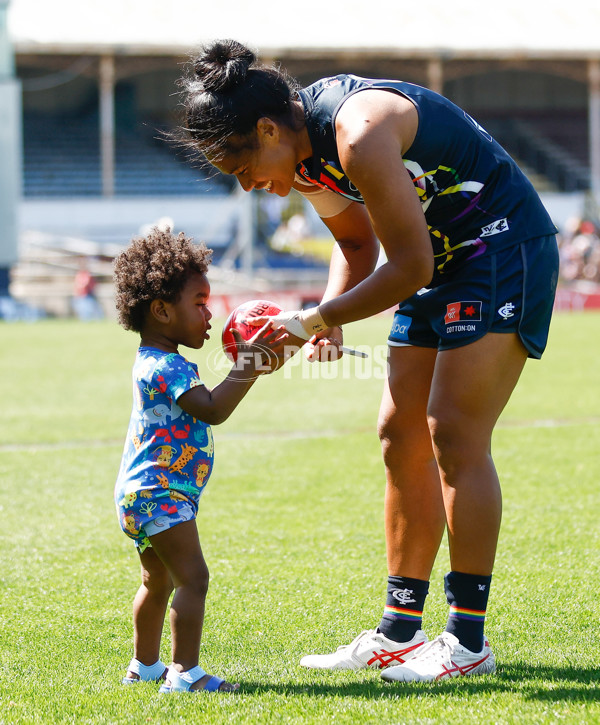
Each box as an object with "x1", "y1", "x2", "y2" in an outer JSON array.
[
  {"x1": 73, "y1": 259, "x2": 103, "y2": 321},
  {"x1": 558, "y1": 218, "x2": 600, "y2": 284},
  {"x1": 270, "y1": 212, "x2": 311, "y2": 255}
]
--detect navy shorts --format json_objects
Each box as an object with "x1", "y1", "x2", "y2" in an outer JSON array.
[{"x1": 388, "y1": 236, "x2": 559, "y2": 359}]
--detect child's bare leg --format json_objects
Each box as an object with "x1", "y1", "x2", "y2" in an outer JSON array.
[
  {"x1": 127, "y1": 547, "x2": 172, "y2": 680},
  {"x1": 149, "y1": 520, "x2": 237, "y2": 691}
]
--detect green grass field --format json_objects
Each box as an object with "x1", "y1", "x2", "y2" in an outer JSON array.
[{"x1": 1, "y1": 311, "x2": 599, "y2": 724}]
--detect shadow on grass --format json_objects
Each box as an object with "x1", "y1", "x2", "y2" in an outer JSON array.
[{"x1": 238, "y1": 663, "x2": 599, "y2": 703}]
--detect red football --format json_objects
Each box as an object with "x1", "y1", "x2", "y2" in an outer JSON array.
[{"x1": 221, "y1": 299, "x2": 283, "y2": 362}]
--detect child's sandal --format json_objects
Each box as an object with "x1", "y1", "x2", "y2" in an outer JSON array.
[
  {"x1": 122, "y1": 658, "x2": 168, "y2": 684},
  {"x1": 159, "y1": 665, "x2": 239, "y2": 693}
]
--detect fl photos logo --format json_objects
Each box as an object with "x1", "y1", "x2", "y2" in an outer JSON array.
[{"x1": 204, "y1": 343, "x2": 390, "y2": 382}]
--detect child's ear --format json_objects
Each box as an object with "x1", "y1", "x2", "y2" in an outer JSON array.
[{"x1": 149, "y1": 299, "x2": 170, "y2": 324}]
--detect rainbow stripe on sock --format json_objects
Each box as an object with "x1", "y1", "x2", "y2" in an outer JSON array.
[
  {"x1": 449, "y1": 605, "x2": 486, "y2": 621},
  {"x1": 383, "y1": 605, "x2": 423, "y2": 621}
]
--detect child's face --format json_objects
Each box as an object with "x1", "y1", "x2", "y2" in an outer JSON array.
[{"x1": 166, "y1": 272, "x2": 213, "y2": 349}]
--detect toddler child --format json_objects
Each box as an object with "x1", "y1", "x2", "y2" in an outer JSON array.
[{"x1": 113, "y1": 227, "x2": 285, "y2": 693}]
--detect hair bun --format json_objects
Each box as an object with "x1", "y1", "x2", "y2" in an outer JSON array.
[{"x1": 193, "y1": 39, "x2": 256, "y2": 93}]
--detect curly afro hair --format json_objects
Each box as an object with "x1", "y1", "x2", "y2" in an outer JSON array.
[{"x1": 113, "y1": 227, "x2": 212, "y2": 332}]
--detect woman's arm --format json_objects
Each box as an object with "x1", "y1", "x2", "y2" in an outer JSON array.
[
  {"x1": 320, "y1": 202, "x2": 380, "y2": 302},
  {"x1": 303, "y1": 203, "x2": 381, "y2": 359}
]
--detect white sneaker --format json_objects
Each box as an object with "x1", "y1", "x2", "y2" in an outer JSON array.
[
  {"x1": 381, "y1": 631, "x2": 496, "y2": 682},
  {"x1": 300, "y1": 628, "x2": 428, "y2": 671}
]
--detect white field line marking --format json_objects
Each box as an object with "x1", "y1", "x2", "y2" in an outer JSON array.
[{"x1": 1, "y1": 416, "x2": 599, "y2": 453}]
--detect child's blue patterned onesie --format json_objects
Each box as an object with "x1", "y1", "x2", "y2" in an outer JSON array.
[{"x1": 115, "y1": 347, "x2": 214, "y2": 552}]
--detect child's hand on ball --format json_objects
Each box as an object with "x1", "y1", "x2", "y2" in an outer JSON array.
[{"x1": 230, "y1": 323, "x2": 289, "y2": 374}]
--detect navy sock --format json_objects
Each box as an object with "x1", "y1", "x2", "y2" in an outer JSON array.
[
  {"x1": 444, "y1": 570, "x2": 492, "y2": 653},
  {"x1": 378, "y1": 576, "x2": 429, "y2": 642}
]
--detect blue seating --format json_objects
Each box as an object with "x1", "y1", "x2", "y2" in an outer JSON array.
[
  {"x1": 477, "y1": 112, "x2": 590, "y2": 192},
  {"x1": 22, "y1": 113, "x2": 231, "y2": 197}
]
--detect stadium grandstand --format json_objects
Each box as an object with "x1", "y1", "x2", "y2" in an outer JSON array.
[{"x1": 4, "y1": 0, "x2": 600, "y2": 317}]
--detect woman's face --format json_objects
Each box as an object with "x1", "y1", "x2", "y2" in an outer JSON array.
[{"x1": 211, "y1": 118, "x2": 299, "y2": 197}]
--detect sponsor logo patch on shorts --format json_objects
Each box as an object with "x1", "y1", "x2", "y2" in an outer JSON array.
[
  {"x1": 391, "y1": 313, "x2": 412, "y2": 340},
  {"x1": 444, "y1": 301, "x2": 482, "y2": 325}
]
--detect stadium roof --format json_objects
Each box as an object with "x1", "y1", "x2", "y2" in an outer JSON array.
[{"x1": 8, "y1": 0, "x2": 600, "y2": 58}]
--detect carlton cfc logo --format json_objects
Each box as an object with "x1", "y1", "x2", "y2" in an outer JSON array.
[{"x1": 444, "y1": 301, "x2": 482, "y2": 325}]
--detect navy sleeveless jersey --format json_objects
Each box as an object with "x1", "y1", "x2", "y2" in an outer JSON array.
[{"x1": 296, "y1": 75, "x2": 557, "y2": 286}]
